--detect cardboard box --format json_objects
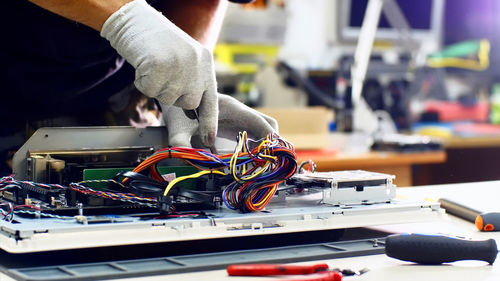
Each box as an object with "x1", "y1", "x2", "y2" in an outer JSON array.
[{"x1": 257, "y1": 107, "x2": 334, "y2": 150}]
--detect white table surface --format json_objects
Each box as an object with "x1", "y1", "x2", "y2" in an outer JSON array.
[
  {"x1": 2, "y1": 181, "x2": 500, "y2": 281},
  {"x1": 123, "y1": 181, "x2": 500, "y2": 281}
]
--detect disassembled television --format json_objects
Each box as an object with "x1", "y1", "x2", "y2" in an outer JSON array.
[{"x1": 0, "y1": 127, "x2": 442, "y2": 253}]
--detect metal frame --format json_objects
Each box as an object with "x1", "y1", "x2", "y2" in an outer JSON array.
[
  {"x1": 0, "y1": 193, "x2": 442, "y2": 253},
  {"x1": 5, "y1": 238, "x2": 386, "y2": 281},
  {"x1": 7, "y1": 127, "x2": 444, "y2": 255},
  {"x1": 13, "y1": 127, "x2": 169, "y2": 181}
]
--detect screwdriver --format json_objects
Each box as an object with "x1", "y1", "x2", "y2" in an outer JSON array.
[
  {"x1": 437, "y1": 198, "x2": 500, "y2": 232},
  {"x1": 385, "y1": 233, "x2": 498, "y2": 264},
  {"x1": 476, "y1": 212, "x2": 500, "y2": 232}
]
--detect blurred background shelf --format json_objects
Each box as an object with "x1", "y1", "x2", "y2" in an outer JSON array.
[{"x1": 297, "y1": 149, "x2": 446, "y2": 187}]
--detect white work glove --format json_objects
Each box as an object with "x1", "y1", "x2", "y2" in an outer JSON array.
[
  {"x1": 162, "y1": 94, "x2": 278, "y2": 148},
  {"x1": 101, "y1": 0, "x2": 217, "y2": 146}
]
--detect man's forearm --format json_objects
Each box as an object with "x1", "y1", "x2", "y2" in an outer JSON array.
[
  {"x1": 29, "y1": 0, "x2": 228, "y2": 49},
  {"x1": 29, "y1": 0, "x2": 133, "y2": 31},
  {"x1": 156, "y1": 0, "x2": 228, "y2": 50}
]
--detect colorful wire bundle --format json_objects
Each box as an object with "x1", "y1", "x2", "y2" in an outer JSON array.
[
  {"x1": 70, "y1": 181, "x2": 158, "y2": 207},
  {"x1": 223, "y1": 132, "x2": 297, "y2": 212},
  {"x1": 0, "y1": 204, "x2": 72, "y2": 222},
  {"x1": 127, "y1": 131, "x2": 297, "y2": 213},
  {"x1": 0, "y1": 176, "x2": 156, "y2": 206},
  {"x1": 0, "y1": 175, "x2": 65, "y2": 191},
  {"x1": 0, "y1": 132, "x2": 297, "y2": 218}
]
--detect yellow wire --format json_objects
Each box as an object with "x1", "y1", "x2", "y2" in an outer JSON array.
[
  {"x1": 238, "y1": 162, "x2": 272, "y2": 181},
  {"x1": 231, "y1": 132, "x2": 247, "y2": 182},
  {"x1": 258, "y1": 152, "x2": 277, "y2": 162},
  {"x1": 163, "y1": 170, "x2": 226, "y2": 196},
  {"x1": 241, "y1": 132, "x2": 248, "y2": 175},
  {"x1": 253, "y1": 185, "x2": 277, "y2": 208},
  {"x1": 228, "y1": 131, "x2": 284, "y2": 183},
  {"x1": 230, "y1": 132, "x2": 277, "y2": 182}
]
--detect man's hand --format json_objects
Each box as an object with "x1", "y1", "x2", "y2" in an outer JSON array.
[
  {"x1": 101, "y1": 0, "x2": 218, "y2": 146},
  {"x1": 28, "y1": 0, "x2": 221, "y2": 147},
  {"x1": 162, "y1": 94, "x2": 278, "y2": 148}
]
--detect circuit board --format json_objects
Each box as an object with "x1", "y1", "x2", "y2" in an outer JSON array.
[
  {"x1": 0, "y1": 127, "x2": 443, "y2": 253},
  {"x1": 4, "y1": 129, "x2": 298, "y2": 219}
]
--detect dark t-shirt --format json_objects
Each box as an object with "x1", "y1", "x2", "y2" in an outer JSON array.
[
  {"x1": 2, "y1": 0, "x2": 135, "y2": 126},
  {"x1": 1, "y1": 0, "x2": 253, "y2": 129}
]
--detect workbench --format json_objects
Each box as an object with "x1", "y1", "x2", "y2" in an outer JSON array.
[
  {"x1": 2, "y1": 181, "x2": 498, "y2": 281},
  {"x1": 297, "y1": 150, "x2": 446, "y2": 187},
  {"x1": 295, "y1": 133, "x2": 447, "y2": 187},
  {"x1": 118, "y1": 181, "x2": 500, "y2": 281}
]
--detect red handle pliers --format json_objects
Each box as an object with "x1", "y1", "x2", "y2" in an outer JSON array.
[{"x1": 227, "y1": 263, "x2": 367, "y2": 281}]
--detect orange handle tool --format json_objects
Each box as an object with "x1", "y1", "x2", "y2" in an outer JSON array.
[{"x1": 476, "y1": 212, "x2": 500, "y2": 231}]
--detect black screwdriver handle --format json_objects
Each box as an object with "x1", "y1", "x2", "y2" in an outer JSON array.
[{"x1": 385, "y1": 234, "x2": 498, "y2": 264}]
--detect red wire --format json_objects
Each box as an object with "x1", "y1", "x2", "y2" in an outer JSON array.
[{"x1": 14, "y1": 204, "x2": 43, "y2": 211}]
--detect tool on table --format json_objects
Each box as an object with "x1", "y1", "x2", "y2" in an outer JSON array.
[
  {"x1": 385, "y1": 233, "x2": 498, "y2": 264},
  {"x1": 476, "y1": 212, "x2": 500, "y2": 232},
  {"x1": 182, "y1": 109, "x2": 218, "y2": 154},
  {"x1": 438, "y1": 198, "x2": 500, "y2": 232},
  {"x1": 227, "y1": 263, "x2": 368, "y2": 281},
  {"x1": 438, "y1": 198, "x2": 481, "y2": 224}
]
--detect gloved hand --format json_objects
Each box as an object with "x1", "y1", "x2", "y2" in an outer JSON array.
[
  {"x1": 101, "y1": 0, "x2": 217, "y2": 146},
  {"x1": 162, "y1": 94, "x2": 278, "y2": 148}
]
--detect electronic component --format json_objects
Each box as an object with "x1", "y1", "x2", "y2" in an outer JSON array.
[
  {"x1": 27, "y1": 147, "x2": 154, "y2": 185},
  {"x1": 0, "y1": 127, "x2": 445, "y2": 255},
  {"x1": 0, "y1": 180, "x2": 66, "y2": 206},
  {"x1": 287, "y1": 170, "x2": 396, "y2": 205},
  {"x1": 4, "y1": 130, "x2": 297, "y2": 218}
]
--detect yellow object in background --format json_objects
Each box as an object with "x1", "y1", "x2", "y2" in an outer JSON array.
[
  {"x1": 490, "y1": 83, "x2": 500, "y2": 124},
  {"x1": 415, "y1": 126, "x2": 452, "y2": 138},
  {"x1": 214, "y1": 43, "x2": 279, "y2": 74},
  {"x1": 427, "y1": 39, "x2": 490, "y2": 71}
]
